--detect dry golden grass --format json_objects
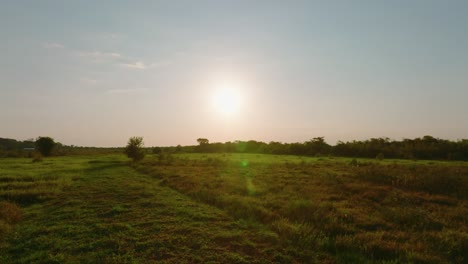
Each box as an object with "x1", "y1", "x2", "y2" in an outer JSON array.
[
  {"x1": 0, "y1": 201, "x2": 22, "y2": 244},
  {"x1": 135, "y1": 154, "x2": 468, "y2": 263}
]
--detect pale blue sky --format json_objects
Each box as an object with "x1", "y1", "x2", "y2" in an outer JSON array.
[{"x1": 1, "y1": 0, "x2": 467, "y2": 147}]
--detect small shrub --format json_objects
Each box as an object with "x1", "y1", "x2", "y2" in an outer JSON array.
[
  {"x1": 356, "y1": 166, "x2": 395, "y2": 185},
  {"x1": 157, "y1": 153, "x2": 174, "y2": 165},
  {"x1": 0, "y1": 201, "x2": 22, "y2": 224},
  {"x1": 0, "y1": 220, "x2": 12, "y2": 239},
  {"x1": 286, "y1": 200, "x2": 336, "y2": 224},
  {"x1": 32, "y1": 152, "x2": 43, "y2": 162},
  {"x1": 125, "y1": 137, "x2": 145, "y2": 162},
  {"x1": 271, "y1": 217, "x2": 298, "y2": 239},
  {"x1": 152, "y1": 147, "x2": 162, "y2": 154},
  {"x1": 376, "y1": 153, "x2": 385, "y2": 161},
  {"x1": 35, "y1": 136, "x2": 56, "y2": 157},
  {"x1": 349, "y1": 159, "x2": 358, "y2": 167}
]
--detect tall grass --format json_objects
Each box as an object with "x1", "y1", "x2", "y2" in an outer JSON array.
[
  {"x1": 136, "y1": 153, "x2": 468, "y2": 263},
  {"x1": 0, "y1": 157, "x2": 86, "y2": 245},
  {"x1": 0, "y1": 201, "x2": 22, "y2": 244},
  {"x1": 352, "y1": 164, "x2": 468, "y2": 198}
]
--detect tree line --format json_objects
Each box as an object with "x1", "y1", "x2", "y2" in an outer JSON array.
[
  {"x1": 1, "y1": 135, "x2": 468, "y2": 161},
  {"x1": 162, "y1": 136, "x2": 468, "y2": 161},
  {"x1": 0, "y1": 137, "x2": 120, "y2": 158}
]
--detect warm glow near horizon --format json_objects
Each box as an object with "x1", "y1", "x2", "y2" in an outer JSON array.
[{"x1": 1, "y1": 1, "x2": 468, "y2": 147}]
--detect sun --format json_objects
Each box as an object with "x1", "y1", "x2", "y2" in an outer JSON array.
[
  {"x1": 214, "y1": 88, "x2": 240, "y2": 114},
  {"x1": 213, "y1": 86, "x2": 241, "y2": 115}
]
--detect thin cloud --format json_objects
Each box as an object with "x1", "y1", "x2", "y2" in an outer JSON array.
[
  {"x1": 78, "y1": 51, "x2": 121, "y2": 59},
  {"x1": 119, "y1": 61, "x2": 147, "y2": 70},
  {"x1": 76, "y1": 51, "x2": 123, "y2": 64},
  {"x1": 149, "y1": 61, "x2": 172, "y2": 68},
  {"x1": 43, "y1": 42, "x2": 64, "y2": 49},
  {"x1": 79, "y1": 78, "x2": 98, "y2": 85},
  {"x1": 101, "y1": 33, "x2": 124, "y2": 39},
  {"x1": 106, "y1": 88, "x2": 148, "y2": 94},
  {"x1": 74, "y1": 48, "x2": 167, "y2": 71}
]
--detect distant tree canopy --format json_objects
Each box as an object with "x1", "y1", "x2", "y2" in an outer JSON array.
[
  {"x1": 125, "y1": 137, "x2": 145, "y2": 162},
  {"x1": 155, "y1": 136, "x2": 468, "y2": 161},
  {"x1": 152, "y1": 147, "x2": 162, "y2": 154},
  {"x1": 0, "y1": 138, "x2": 35, "y2": 151},
  {"x1": 196, "y1": 138, "x2": 210, "y2": 152},
  {"x1": 197, "y1": 138, "x2": 209, "y2": 145},
  {"x1": 1, "y1": 135, "x2": 467, "y2": 161},
  {"x1": 35, "y1": 137, "x2": 56, "y2": 157},
  {"x1": 175, "y1": 144, "x2": 182, "y2": 152},
  {"x1": 0, "y1": 137, "x2": 118, "y2": 157}
]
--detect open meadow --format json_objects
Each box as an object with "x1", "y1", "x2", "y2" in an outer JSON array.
[
  {"x1": 3, "y1": 1, "x2": 468, "y2": 263},
  {"x1": 1, "y1": 153, "x2": 467, "y2": 263}
]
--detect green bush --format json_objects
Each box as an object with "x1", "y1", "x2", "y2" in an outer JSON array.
[
  {"x1": 35, "y1": 136, "x2": 55, "y2": 157},
  {"x1": 376, "y1": 153, "x2": 385, "y2": 160},
  {"x1": 124, "y1": 137, "x2": 145, "y2": 162},
  {"x1": 32, "y1": 152, "x2": 43, "y2": 162}
]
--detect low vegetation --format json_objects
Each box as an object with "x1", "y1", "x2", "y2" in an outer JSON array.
[
  {"x1": 135, "y1": 153, "x2": 468, "y2": 263},
  {"x1": 35, "y1": 137, "x2": 56, "y2": 157},
  {"x1": 161, "y1": 136, "x2": 468, "y2": 161},
  {"x1": 0, "y1": 153, "x2": 466, "y2": 263},
  {"x1": 124, "y1": 136, "x2": 145, "y2": 162},
  {"x1": 0, "y1": 201, "x2": 22, "y2": 244},
  {"x1": 2, "y1": 135, "x2": 468, "y2": 161}
]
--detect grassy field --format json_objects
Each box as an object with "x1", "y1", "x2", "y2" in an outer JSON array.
[{"x1": 1, "y1": 154, "x2": 467, "y2": 263}]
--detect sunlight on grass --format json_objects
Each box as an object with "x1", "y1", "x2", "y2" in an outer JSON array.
[
  {"x1": 1, "y1": 154, "x2": 467, "y2": 263},
  {"x1": 136, "y1": 153, "x2": 468, "y2": 263}
]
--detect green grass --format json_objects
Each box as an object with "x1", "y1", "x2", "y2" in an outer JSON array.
[
  {"x1": 0, "y1": 155, "x2": 304, "y2": 263},
  {"x1": 1, "y1": 153, "x2": 467, "y2": 263}
]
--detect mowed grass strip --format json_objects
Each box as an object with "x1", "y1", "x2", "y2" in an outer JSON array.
[
  {"x1": 135, "y1": 153, "x2": 468, "y2": 263},
  {"x1": 0, "y1": 157, "x2": 86, "y2": 205},
  {"x1": 1, "y1": 156, "x2": 304, "y2": 263}
]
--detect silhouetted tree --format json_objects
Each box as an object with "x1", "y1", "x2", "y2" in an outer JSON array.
[
  {"x1": 35, "y1": 137, "x2": 55, "y2": 157},
  {"x1": 175, "y1": 145, "x2": 182, "y2": 152},
  {"x1": 196, "y1": 138, "x2": 209, "y2": 152},
  {"x1": 197, "y1": 138, "x2": 209, "y2": 145},
  {"x1": 305, "y1": 137, "x2": 330, "y2": 156},
  {"x1": 125, "y1": 137, "x2": 145, "y2": 162},
  {"x1": 152, "y1": 147, "x2": 162, "y2": 154}
]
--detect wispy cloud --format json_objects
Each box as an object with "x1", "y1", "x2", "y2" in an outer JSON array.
[
  {"x1": 149, "y1": 61, "x2": 173, "y2": 68},
  {"x1": 43, "y1": 42, "x2": 64, "y2": 49},
  {"x1": 119, "y1": 60, "x2": 173, "y2": 70},
  {"x1": 79, "y1": 78, "x2": 98, "y2": 85},
  {"x1": 106, "y1": 88, "x2": 148, "y2": 94},
  {"x1": 75, "y1": 51, "x2": 123, "y2": 64},
  {"x1": 43, "y1": 42, "x2": 168, "y2": 71},
  {"x1": 119, "y1": 61, "x2": 147, "y2": 70},
  {"x1": 78, "y1": 51, "x2": 121, "y2": 59},
  {"x1": 101, "y1": 33, "x2": 124, "y2": 40}
]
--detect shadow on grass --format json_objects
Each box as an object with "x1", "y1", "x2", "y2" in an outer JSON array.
[{"x1": 84, "y1": 160, "x2": 127, "y2": 173}]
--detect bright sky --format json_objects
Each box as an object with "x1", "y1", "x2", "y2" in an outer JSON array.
[{"x1": 1, "y1": 1, "x2": 467, "y2": 147}]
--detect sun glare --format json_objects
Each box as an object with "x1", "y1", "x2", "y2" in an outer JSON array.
[{"x1": 213, "y1": 86, "x2": 241, "y2": 115}]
